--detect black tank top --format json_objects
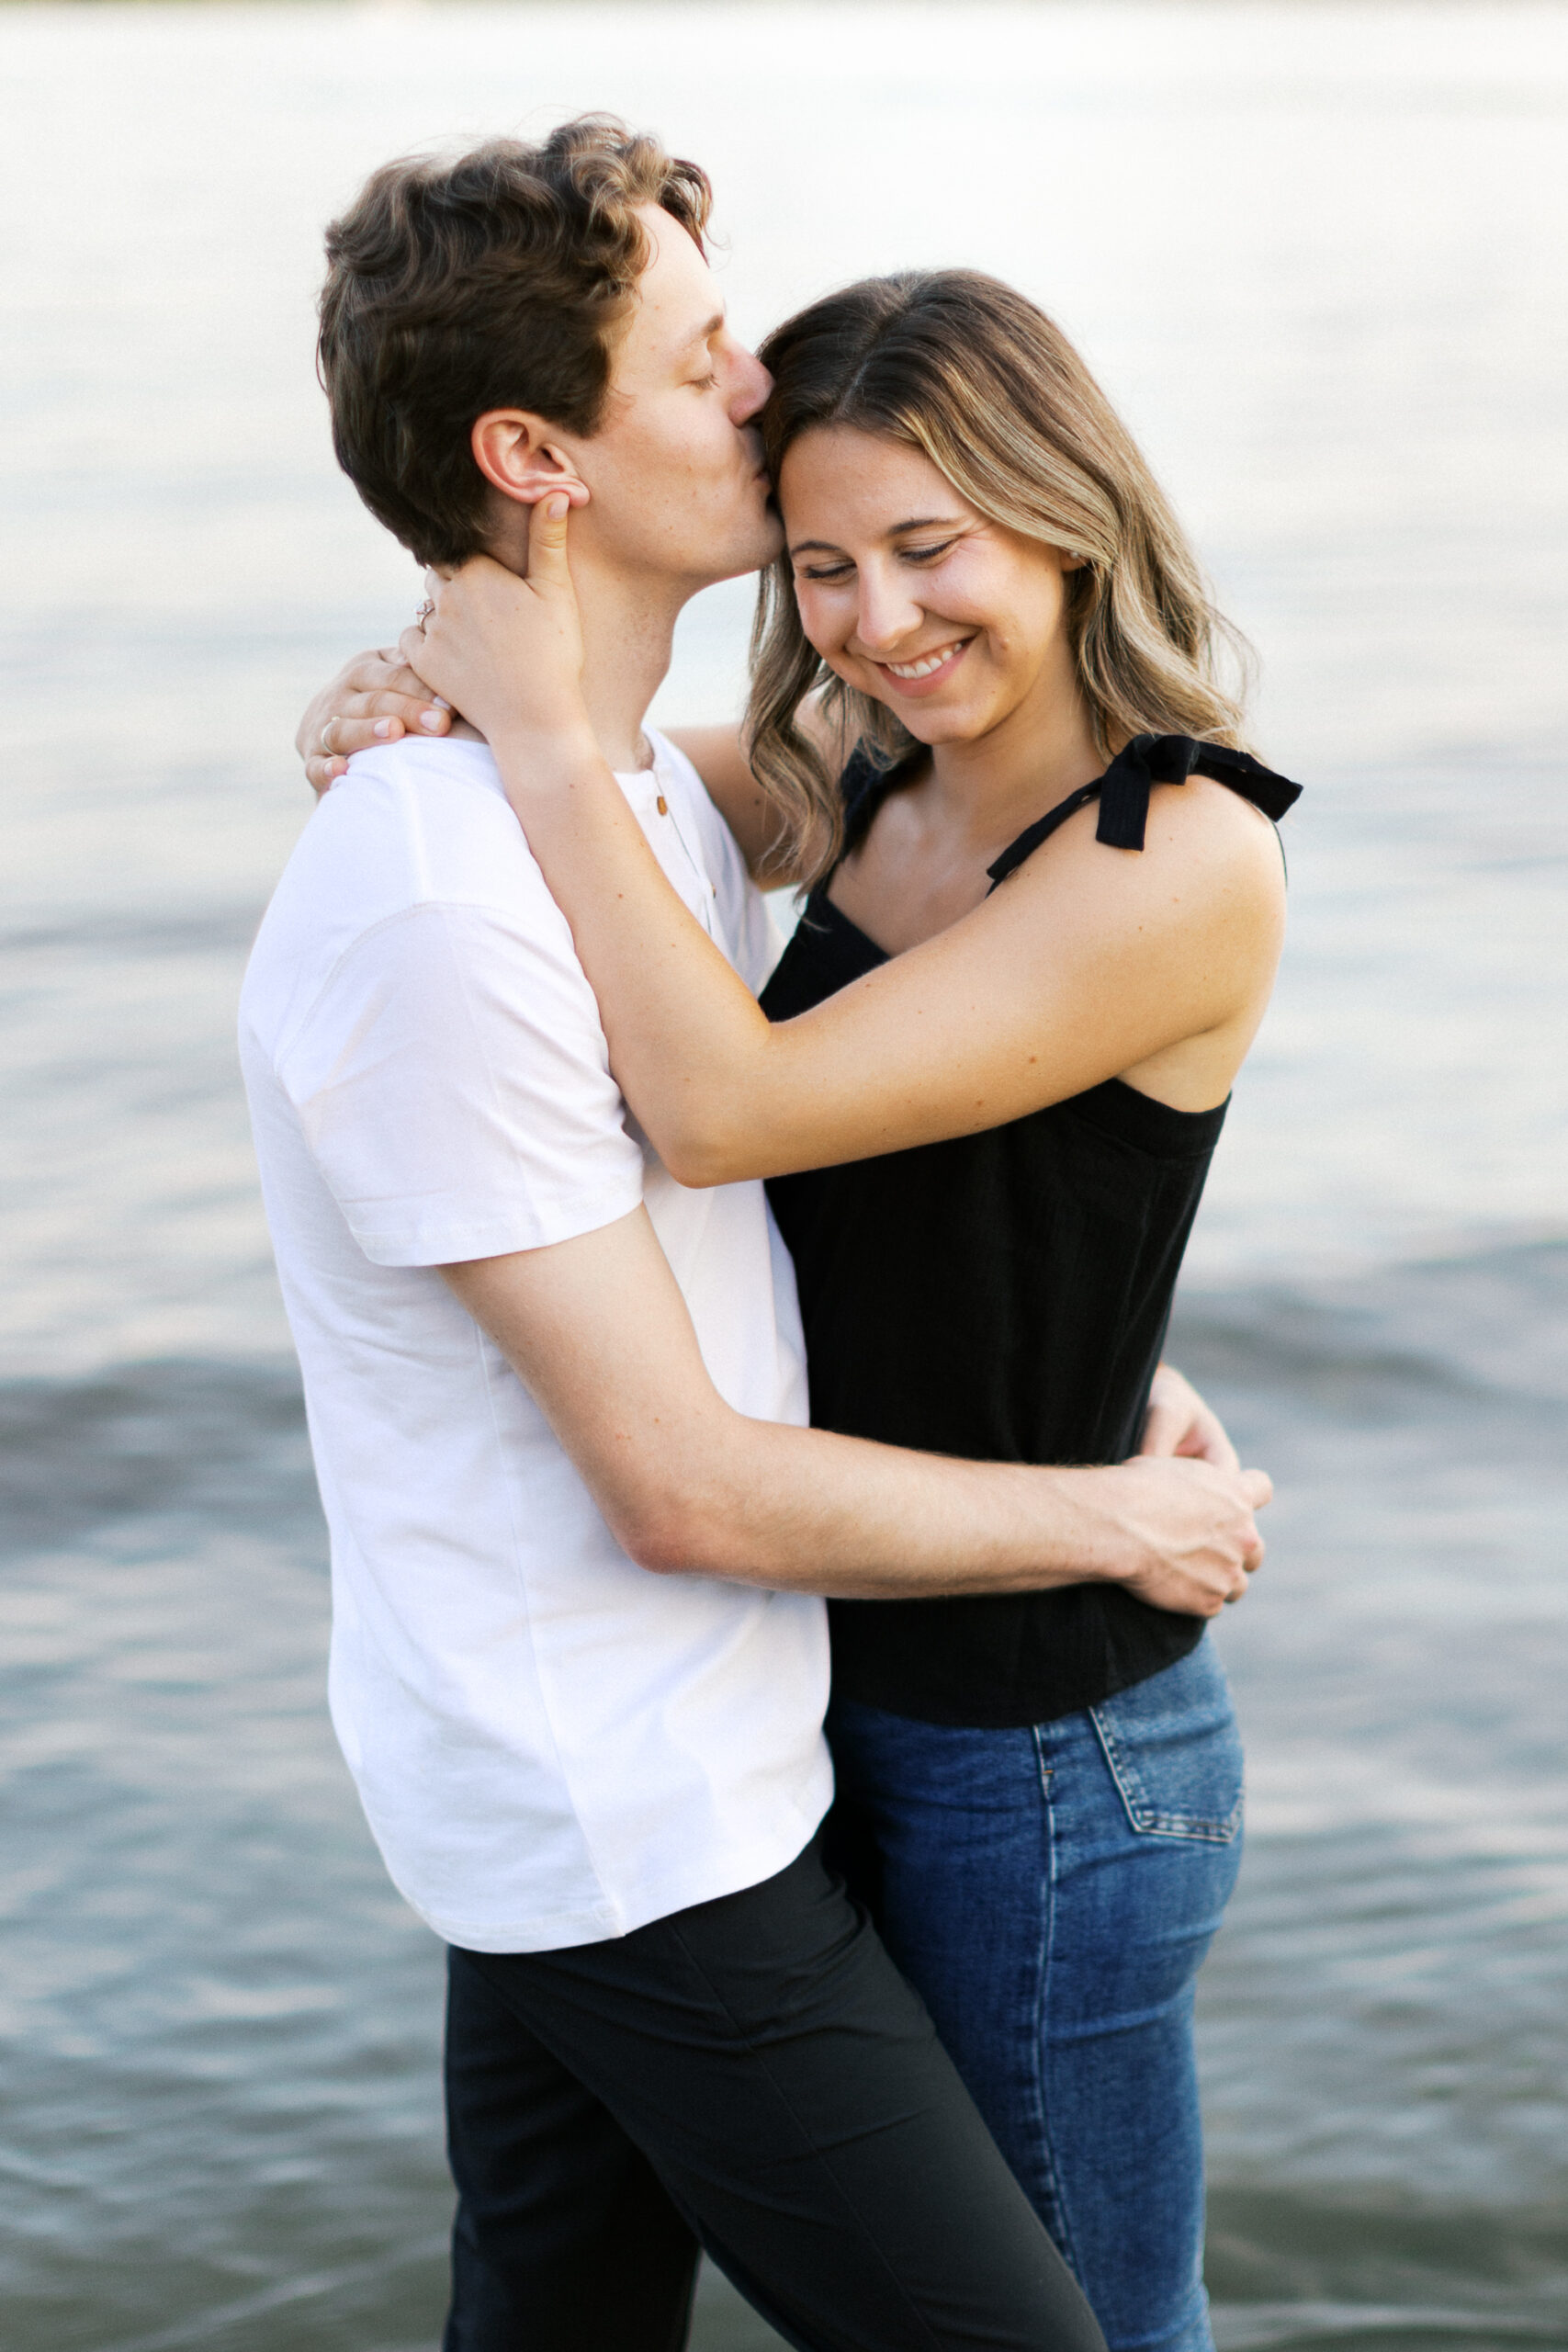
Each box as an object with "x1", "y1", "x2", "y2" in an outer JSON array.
[{"x1": 761, "y1": 733, "x2": 1302, "y2": 1727}]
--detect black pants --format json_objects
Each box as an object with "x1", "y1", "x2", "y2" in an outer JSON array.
[{"x1": 444, "y1": 1835, "x2": 1106, "y2": 2352}]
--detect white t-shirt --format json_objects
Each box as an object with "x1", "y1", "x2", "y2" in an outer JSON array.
[{"x1": 239, "y1": 729, "x2": 832, "y2": 1954}]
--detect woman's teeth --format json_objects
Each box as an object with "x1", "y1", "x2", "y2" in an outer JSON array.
[{"x1": 886, "y1": 641, "x2": 965, "y2": 680}]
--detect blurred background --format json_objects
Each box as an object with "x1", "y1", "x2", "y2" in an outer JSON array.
[{"x1": 2, "y1": 4, "x2": 1565, "y2": 2346}]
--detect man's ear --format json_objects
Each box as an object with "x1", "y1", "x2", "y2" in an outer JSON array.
[{"x1": 471, "y1": 411, "x2": 591, "y2": 510}]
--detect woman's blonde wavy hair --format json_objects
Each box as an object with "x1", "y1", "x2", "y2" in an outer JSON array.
[{"x1": 746, "y1": 270, "x2": 1253, "y2": 887}]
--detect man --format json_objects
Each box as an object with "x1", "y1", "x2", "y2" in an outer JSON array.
[{"x1": 248, "y1": 119, "x2": 1267, "y2": 2351}]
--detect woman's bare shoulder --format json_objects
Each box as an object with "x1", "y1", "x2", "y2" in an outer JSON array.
[
  {"x1": 957, "y1": 769, "x2": 1287, "y2": 1046},
  {"x1": 1006, "y1": 768, "x2": 1286, "y2": 915}
]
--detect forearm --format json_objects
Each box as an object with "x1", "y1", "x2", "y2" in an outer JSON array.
[
  {"x1": 637, "y1": 1407, "x2": 1139, "y2": 1599},
  {"x1": 660, "y1": 723, "x2": 792, "y2": 882},
  {"x1": 443, "y1": 1217, "x2": 1264, "y2": 1621},
  {"x1": 415, "y1": 543, "x2": 1280, "y2": 1189},
  {"x1": 489, "y1": 725, "x2": 1270, "y2": 1189},
  {"x1": 491, "y1": 722, "x2": 785, "y2": 1181},
  {"x1": 449, "y1": 1210, "x2": 1117, "y2": 1596}
]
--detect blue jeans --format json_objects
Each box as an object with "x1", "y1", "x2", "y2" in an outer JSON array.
[{"x1": 826, "y1": 1638, "x2": 1244, "y2": 2352}]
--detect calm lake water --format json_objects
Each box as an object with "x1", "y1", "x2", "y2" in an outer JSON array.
[{"x1": 2, "y1": 6, "x2": 1566, "y2": 2347}]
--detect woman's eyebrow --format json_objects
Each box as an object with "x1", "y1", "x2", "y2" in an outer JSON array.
[{"x1": 788, "y1": 516, "x2": 963, "y2": 558}]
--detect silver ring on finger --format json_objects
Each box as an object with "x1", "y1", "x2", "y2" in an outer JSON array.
[{"x1": 414, "y1": 598, "x2": 434, "y2": 628}]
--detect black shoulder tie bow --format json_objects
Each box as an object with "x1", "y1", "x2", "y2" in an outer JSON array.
[{"x1": 987, "y1": 734, "x2": 1303, "y2": 888}]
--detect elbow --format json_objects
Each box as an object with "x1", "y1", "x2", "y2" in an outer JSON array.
[
  {"x1": 630, "y1": 1051, "x2": 788, "y2": 1190},
  {"x1": 648, "y1": 1111, "x2": 758, "y2": 1193},
  {"x1": 659, "y1": 1140, "x2": 749, "y2": 1191},
  {"x1": 597, "y1": 1411, "x2": 773, "y2": 1583},
  {"x1": 609, "y1": 1486, "x2": 733, "y2": 1580},
  {"x1": 616, "y1": 1505, "x2": 698, "y2": 1578}
]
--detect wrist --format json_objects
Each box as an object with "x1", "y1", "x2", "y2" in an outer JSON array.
[
  {"x1": 488, "y1": 718, "x2": 604, "y2": 786},
  {"x1": 1043, "y1": 1463, "x2": 1145, "y2": 1589}
]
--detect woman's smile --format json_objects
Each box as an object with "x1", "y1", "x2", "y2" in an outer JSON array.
[{"x1": 872, "y1": 636, "x2": 976, "y2": 695}]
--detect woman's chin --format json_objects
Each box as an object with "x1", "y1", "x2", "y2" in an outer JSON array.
[
  {"x1": 845, "y1": 664, "x2": 998, "y2": 746},
  {"x1": 884, "y1": 701, "x2": 988, "y2": 746}
]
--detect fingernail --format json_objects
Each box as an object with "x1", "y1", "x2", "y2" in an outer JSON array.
[
  {"x1": 420, "y1": 708, "x2": 446, "y2": 732},
  {"x1": 374, "y1": 717, "x2": 396, "y2": 739},
  {"x1": 431, "y1": 696, "x2": 452, "y2": 711}
]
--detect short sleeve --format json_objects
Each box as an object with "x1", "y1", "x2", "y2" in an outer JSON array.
[{"x1": 276, "y1": 900, "x2": 644, "y2": 1267}]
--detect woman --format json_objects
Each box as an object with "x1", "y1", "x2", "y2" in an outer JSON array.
[{"x1": 303, "y1": 271, "x2": 1298, "y2": 2352}]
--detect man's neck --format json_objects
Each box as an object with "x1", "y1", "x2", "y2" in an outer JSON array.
[
  {"x1": 571, "y1": 554, "x2": 684, "y2": 773},
  {"x1": 478, "y1": 512, "x2": 686, "y2": 774}
]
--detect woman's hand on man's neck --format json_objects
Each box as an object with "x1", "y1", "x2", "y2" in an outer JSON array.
[{"x1": 481, "y1": 498, "x2": 686, "y2": 775}]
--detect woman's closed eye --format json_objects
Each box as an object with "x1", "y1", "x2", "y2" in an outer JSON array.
[{"x1": 799, "y1": 539, "x2": 958, "y2": 584}]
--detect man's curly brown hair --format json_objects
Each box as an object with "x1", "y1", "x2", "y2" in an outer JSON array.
[{"x1": 319, "y1": 117, "x2": 712, "y2": 567}]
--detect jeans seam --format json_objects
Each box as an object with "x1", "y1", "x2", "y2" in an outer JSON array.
[
  {"x1": 660, "y1": 1918, "x2": 957, "y2": 2352},
  {"x1": 1029, "y1": 1728, "x2": 1089, "y2": 2290}
]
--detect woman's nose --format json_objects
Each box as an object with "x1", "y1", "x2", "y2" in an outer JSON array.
[{"x1": 853, "y1": 568, "x2": 924, "y2": 655}]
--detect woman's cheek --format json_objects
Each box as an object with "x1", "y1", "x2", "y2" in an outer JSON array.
[{"x1": 793, "y1": 592, "x2": 841, "y2": 667}]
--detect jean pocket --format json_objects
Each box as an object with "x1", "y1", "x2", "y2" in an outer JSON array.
[{"x1": 1089, "y1": 1641, "x2": 1244, "y2": 1843}]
